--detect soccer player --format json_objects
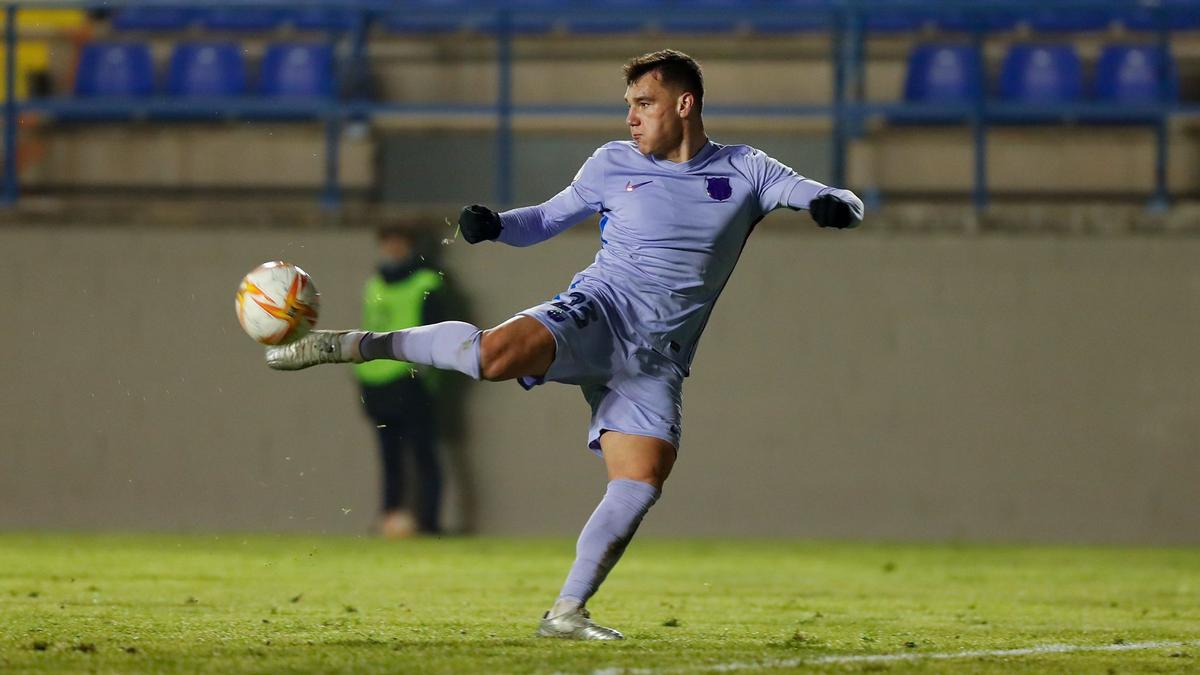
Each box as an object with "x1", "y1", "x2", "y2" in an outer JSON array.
[{"x1": 267, "y1": 49, "x2": 863, "y2": 640}]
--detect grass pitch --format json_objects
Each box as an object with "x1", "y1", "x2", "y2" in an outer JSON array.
[{"x1": 0, "y1": 534, "x2": 1196, "y2": 673}]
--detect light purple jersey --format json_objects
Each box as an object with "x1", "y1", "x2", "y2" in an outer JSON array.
[{"x1": 498, "y1": 140, "x2": 863, "y2": 372}]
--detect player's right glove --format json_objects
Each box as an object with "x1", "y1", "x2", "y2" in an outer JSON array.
[
  {"x1": 458, "y1": 204, "x2": 502, "y2": 244},
  {"x1": 808, "y1": 194, "x2": 860, "y2": 229}
]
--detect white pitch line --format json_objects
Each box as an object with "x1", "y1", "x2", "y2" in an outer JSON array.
[{"x1": 591, "y1": 639, "x2": 1197, "y2": 675}]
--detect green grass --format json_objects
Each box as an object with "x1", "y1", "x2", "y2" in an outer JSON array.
[{"x1": 0, "y1": 534, "x2": 1197, "y2": 673}]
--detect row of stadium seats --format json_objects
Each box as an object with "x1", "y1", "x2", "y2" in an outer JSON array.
[
  {"x1": 107, "y1": 2, "x2": 1200, "y2": 35},
  {"x1": 75, "y1": 39, "x2": 1180, "y2": 105},
  {"x1": 76, "y1": 42, "x2": 331, "y2": 98},
  {"x1": 906, "y1": 43, "x2": 1177, "y2": 104}
]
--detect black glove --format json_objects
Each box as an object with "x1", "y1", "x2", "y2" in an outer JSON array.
[
  {"x1": 809, "y1": 195, "x2": 858, "y2": 229},
  {"x1": 458, "y1": 204, "x2": 502, "y2": 244}
]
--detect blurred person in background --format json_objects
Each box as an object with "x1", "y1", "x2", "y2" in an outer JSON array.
[{"x1": 355, "y1": 226, "x2": 448, "y2": 538}]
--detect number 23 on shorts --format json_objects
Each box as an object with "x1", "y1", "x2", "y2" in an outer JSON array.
[{"x1": 547, "y1": 291, "x2": 598, "y2": 329}]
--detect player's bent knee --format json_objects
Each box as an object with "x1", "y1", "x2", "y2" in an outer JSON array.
[{"x1": 601, "y1": 431, "x2": 677, "y2": 491}]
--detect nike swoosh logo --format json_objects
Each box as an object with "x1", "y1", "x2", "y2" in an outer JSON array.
[{"x1": 625, "y1": 180, "x2": 653, "y2": 192}]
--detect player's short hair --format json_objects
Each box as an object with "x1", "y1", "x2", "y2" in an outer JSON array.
[{"x1": 623, "y1": 49, "x2": 704, "y2": 113}]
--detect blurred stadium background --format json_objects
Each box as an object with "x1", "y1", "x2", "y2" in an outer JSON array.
[{"x1": 1, "y1": 0, "x2": 1198, "y2": 545}]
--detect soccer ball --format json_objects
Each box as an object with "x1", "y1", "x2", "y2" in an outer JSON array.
[{"x1": 235, "y1": 261, "x2": 320, "y2": 345}]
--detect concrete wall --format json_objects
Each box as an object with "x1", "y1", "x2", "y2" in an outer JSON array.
[
  {"x1": 850, "y1": 125, "x2": 1200, "y2": 196},
  {"x1": 23, "y1": 124, "x2": 374, "y2": 190},
  {"x1": 2, "y1": 224, "x2": 1198, "y2": 543}
]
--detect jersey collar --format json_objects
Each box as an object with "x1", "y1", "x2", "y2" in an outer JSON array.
[{"x1": 648, "y1": 140, "x2": 718, "y2": 172}]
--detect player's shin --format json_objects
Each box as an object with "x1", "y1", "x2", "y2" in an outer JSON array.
[
  {"x1": 358, "y1": 321, "x2": 482, "y2": 380},
  {"x1": 555, "y1": 478, "x2": 660, "y2": 610}
]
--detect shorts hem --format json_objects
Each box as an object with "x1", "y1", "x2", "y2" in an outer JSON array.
[
  {"x1": 515, "y1": 310, "x2": 572, "y2": 384},
  {"x1": 587, "y1": 427, "x2": 680, "y2": 456}
]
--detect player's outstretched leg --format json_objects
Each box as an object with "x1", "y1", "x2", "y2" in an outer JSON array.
[
  {"x1": 266, "y1": 316, "x2": 554, "y2": 384},
  {"x1": 537, "y1": 432, "x2": 676, "y2": 641},
  {"x1": 265, "y1": 322, "x2": 483, "y2": 379}
]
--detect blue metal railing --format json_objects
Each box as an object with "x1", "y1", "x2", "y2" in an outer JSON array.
[{"x1": 0, "y1": 0, "x2": 1191, "y2": 211}]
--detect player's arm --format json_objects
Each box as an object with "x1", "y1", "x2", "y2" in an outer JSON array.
[
  {"x1": 744, "y1": 149, "x2": 864, "y2": 229},
  {"x1": 457, "y1": 186, "x2": 596, "y2": 247},
  {"x1": 457, "y1": 148, "x2": 607, "y2": 247}
]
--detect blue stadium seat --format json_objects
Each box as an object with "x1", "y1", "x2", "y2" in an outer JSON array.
[
  {"x1": 74, "y1": 42, "x2": 155, "y2": 97},
  {"x1": 568, "y1": 0, "x2": 660, "y2": 33},
  {"x1": 1026, "y1": 8, "x2": 1113, "y2": 32},
  {"x1": 998, "y1": 44, "x2": 1083, "y2": 103},
  {"x1": 747, "y1": 0, "x2": 831, "y2": 34},
  {"x1": 167, "y1": 42, "x2": 247, "y2": 97},
  {"x1": 111, "y1": 8, "x2": 197, "y2": 31},
  {"x1": 292, "y1": 8, "x2": 358, "y2": 31},
  {"x1": 260, "y1": 43, "x2": 334, "y2": 98},
  {"x1": 893, "y1": 44, "x2": 983, "y2": 124},
  {"x1": 1094, "y1": 44, "x2": 1178, "y2": 102},
  {"x1": 904, "y1": 44, "x2": 983, "y2": 103},
  {"x1": 201, "y1": 9, "x2": 289, "y2": 32},
  {"x1": 1122, "y1": 0, "x2": 1200, "y2": 31}
]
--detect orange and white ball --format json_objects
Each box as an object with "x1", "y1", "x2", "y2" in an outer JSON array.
[{"x1": 235, "y1": 261, "x2": 320, "y2": 345}]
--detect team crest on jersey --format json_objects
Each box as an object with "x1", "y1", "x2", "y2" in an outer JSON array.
[{"x1": 705, "y1": 176, "x2": 732, "y2": 201}]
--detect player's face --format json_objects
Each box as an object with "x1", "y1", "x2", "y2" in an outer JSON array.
[{"x1": 624, "y1": 72, "x2": 686, "y2": 158}]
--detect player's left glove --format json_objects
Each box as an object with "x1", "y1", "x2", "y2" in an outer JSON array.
[
  {"x1": 809, "y1": 194, "x2": 860, "y2": 230},
  {"x1": 458, "y1": 204, "x2": 502, "y2": 244}
]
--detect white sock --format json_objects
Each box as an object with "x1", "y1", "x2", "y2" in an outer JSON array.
[{"x1": 356, "y1": 322, "x2": 482, "y2": 380}]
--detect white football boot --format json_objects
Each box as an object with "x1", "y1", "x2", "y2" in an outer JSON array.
[
  {"x1": 265, "y1": 330, "x2": 363, "y2": 371},
  {"x1": 536, "y1": 603, "x2": 624, "y2": 640}
]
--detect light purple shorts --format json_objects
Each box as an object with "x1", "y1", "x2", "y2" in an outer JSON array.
[{"x1": 516, "y1": 282, "x2": 684, "y2": 455}]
